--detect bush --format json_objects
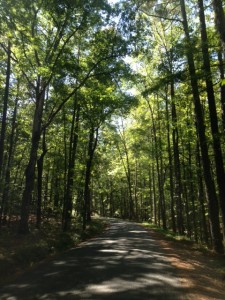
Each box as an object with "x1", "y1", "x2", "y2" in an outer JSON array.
[
  {"x1": 49, "y1": 232, "x2": 78, "y2": 251},
  {"x1": 13, "y1": 241, "x2": 49, "y2": 265}
]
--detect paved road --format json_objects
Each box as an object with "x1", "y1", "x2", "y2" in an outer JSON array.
[{"x1": 0, "y1": 219, "x2": 187, "y2": 299}]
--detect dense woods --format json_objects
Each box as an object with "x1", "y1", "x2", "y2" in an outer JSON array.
[{"x1": 1, "y1": 0, "x2": 225, "y2": 254}]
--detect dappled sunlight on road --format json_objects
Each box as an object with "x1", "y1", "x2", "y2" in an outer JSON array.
[
  {"x1": 0, "y1": 219, "x2": 187, "y2": 300},
  {"x1": 99, "y1": 249, "x2": 127, "y2": 253}
]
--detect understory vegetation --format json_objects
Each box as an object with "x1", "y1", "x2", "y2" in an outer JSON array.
[{"x1": 0, "y1": 216, "x2": 107, "y2": 284}]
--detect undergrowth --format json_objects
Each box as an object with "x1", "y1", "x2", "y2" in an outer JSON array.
[
  {"x1": 142, "y1": 222, "x2": 209, "y2": 252},
  {"x1": 0, "y1": 217, "x2": 108, "y2": 284}
]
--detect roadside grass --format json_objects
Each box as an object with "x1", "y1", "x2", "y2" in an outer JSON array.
[
  {"x1": 142, "y1": 221, "x2": 225, "y2": 292},
  {"x1": 0, "y1": 217, "x2": 108, "y2": 284},
  {"x1": 142, "y1": 222, "x2": 209, "y2": 251}
]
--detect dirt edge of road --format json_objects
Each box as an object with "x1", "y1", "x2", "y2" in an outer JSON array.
[
  {"x1": 144, "y1": 227, "x2": 225, "y2": 300},
  {"x1": 1, "y1": 218, "x2": 225, "y2": 300}
]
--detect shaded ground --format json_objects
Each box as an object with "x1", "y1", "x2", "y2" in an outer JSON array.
[
  {"x1": 0, "y1": 219, "x2": 185, "y2": 299},
  {"x1": 0, "y1": 219, "x2": 225, "y2": 299},
  {"x1": 144, "y1": 227, "x2": 225, "y2": 300},
  {"x1": 0, "y1": 217, "x2": 106, "y2": 284}
]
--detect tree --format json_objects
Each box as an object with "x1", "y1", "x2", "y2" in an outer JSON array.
[
  {"x1": 212, "y1": 0, "x2": 225, "y2": 57},
  {"x1": 173, "y1": 0, "x2": 224, "y2": 253},
  {"x1": 0, "y1": 40, "x2": 11, "y2": 223},
  {"x1": 13, "y1": 0, "x2": 129, "y2": 233},
  {"x1": 0, "y1": 40, "x2": 11, "y2": 178},
  {"x1": 197, "y1": 0, "x2": 225, "y2": 241}
]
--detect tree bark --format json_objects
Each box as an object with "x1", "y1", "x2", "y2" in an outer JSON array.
[
  {"x1": 198, "y1": 0, "x2": 225, "y2": 240},
  {"x1": 0, "y1": 87, "x2": 19, "y2": 225},
  {"x1": 18, "y1": 79, "x2": 45, "y2": 234},
  {"x1": 196, "y1": 141, "x2": 209, "y2": 245},
  {"x1": 0, "y1": 40, "x2": 11, "y2": 177},
  {"x1": 117, "y1": 126, "x2": 134, "y2": 220},
  {"x1": 36, "y1": 130, "x2": 47, "y2": 229},
  {"x1": 83, "y1": 126, "x2": 98, "y2": 230},
  {"x1": 147, "y1": 99, "x2": 166, "y2": 229},
  {"x1": 171, "y1": 81, "x2": 184, "y2": 235},
  {"x1": 165, "y1": 91, "x2": 176, "y2": 233},
  {"x1": 217, "y1": 48, "x2": 225, "y2": 134},
  {"x1": 63, "y1": 100, "x2": 80, "y2": 231},
  {"x1": 212, "y1": 0, "x2": 225, "y2": 57},
  {"x1": 180, "y1": 0, "x2": 223, "y2": 253}
]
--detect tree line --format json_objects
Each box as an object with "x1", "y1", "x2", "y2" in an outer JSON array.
[
  {"x1": 0, "y1": 0, "x2": 137, "y2": 232},
  {"x1": 1, "y1": 0, "x2": 225, "y2": 254}
]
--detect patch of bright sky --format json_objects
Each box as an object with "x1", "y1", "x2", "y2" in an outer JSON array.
[
  {"x1": 106, "y1": 0, "x2": 141, "y2": 96},
  {"x1": 107, "y1": 0, "x2": 120, "y2": 4}
]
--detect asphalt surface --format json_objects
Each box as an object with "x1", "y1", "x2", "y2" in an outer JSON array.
[{"x1": 0, "y1": 219, "x2": 187, "y2": 299}]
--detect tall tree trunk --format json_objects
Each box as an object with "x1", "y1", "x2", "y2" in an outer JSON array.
[
  {"x1": 134, "y1": 160, "x2": 139, "y2": 219},
  {"x1": 196, "y1": 141, "x2": 209, "y2": 245},
  {"x1": 171, "y1": 81, "x2": 184, "y2": 235},
  {"x1": 147, "y1": 99, "x2": 166, "y2": 229},
  {"x1": 83, "y1": 126, "x2": 98, "y2": 230},
  {"x1": 117, "y1": 126, "x2": 134, "y2": 220},
  {"x1": 18, "y1": 79, "x2": 45, "y2": 234},
  {"x1": 212, "y1": 0, "x2": 225, "y2": 58},
  {"x1": 0, "y1": 40, "x2": 11, "y2": 177},
  {"x1": 123, "y1": 140, "x2": 134, "y2": 219},
  {"x1": 63, "y1": 100, "x2": 80, "y2": 232},
  {"x1": 187, "y1": 142, "x2": 198, "y2": 242},
  {"x1": 180, "y1": 0, "x2": 223, "y2": 253},
  {"x1": 36, "y1": 129, "x2": 47, "y2": 229},
  {"x1": 151, "y1": 164, "x2": 157, "y2": 225},
  {"x1": 198, "y1": 0, "x2": 225, "y2": 239},
  {"x1": 217, "y1": 48, "x2": 225, "y2": 133},
  {"x1": 0, "y1": 84, "x2": 18, "y2": 225},
  {"x1": 183, "y1": 167, "x2": 191, "y2": 239},
  {"x1": 148, "y1": 167, "x2": 154, "y2": 223},
  {"x1": 165, "y1": 91, "x2": 176, "y2": 233}
]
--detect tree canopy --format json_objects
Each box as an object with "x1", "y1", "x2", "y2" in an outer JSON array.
[{"x1": 1, "y1": 0, "x2": 225, "y2": 253}]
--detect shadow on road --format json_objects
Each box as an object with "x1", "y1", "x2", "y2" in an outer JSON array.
[{"x1": 0, "y1": 220, "x2": 187, "y2": 299}]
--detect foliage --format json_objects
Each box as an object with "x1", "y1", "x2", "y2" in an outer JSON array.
[
  {"x1": 0, "y1": 0, "x2": 225, "y2": 253},
  {"x1": 0, "y1": 217, "x2": 107, "y2": 283}
]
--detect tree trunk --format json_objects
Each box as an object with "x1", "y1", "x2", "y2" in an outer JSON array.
[
  {"x1": 151, "y1": 161, "x2": 157, "y2": 225},
  {"x1": 134, "y1": 160, "x2": 139, "y2": 219},
  {"x1": 198, "y1": 0, "x2": 225, "y2": 240},
  {"x1": 117, "y1": 127, "x2": 134, "y2": 220},
  {"x1": 212, "y1": 0, "x2": 225, "y2": 57},
  {"x1": 147, "y1": 99, "x2": 166, "y2": 229},
  {"x1": 165, "y1": 91, "x2": 176, "y2": 233},
  {"x1": 124, "y1": 141, "x2": 134, "y2": 220},
  {"x1": 187, "y1": 142, "x2": 198, "y2": 242},
  {"x1": 18, "y1": 80, "x2": 45, "y2": 234},
  {"x1": 148, "y1": 167, "x2": 154, "y2": 223},
  {"x1": 0, "y1": 88, "x2": 19, "y2": 225},
  {"x1": 196, "y1": 141, "x2": 209, "y2": 245},
  {"x1": 171, "y1": 81, "x2": 184, "y2": 235},
  {"x1": 147, "y1": 101, "x2": 166, "y2": 229},
  {"x1": 63, "y1": 100, "x2": 80, "y2": 232},
  {"x1": 217, "y1": 48, "x2": 225, "y2": 134},
  {"x1": 36, "y1": 130, "x2": 47, "y2": 229},
  {"x1": 180, "y1": 0, "x2": 223, "y2": 253},
  {"x1": 83, "y1": 126, "x2": 98, "y2": 230},
  {"x1": 0, "y1": 40, "x2": 11, "y2": 177}
]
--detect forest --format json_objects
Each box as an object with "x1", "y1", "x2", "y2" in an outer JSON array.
[{"x1": 1, "y1": 0, "x2": 225, "y2": 255}]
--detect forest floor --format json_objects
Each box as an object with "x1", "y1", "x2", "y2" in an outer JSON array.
[
  {"x1": 142, "y1": 225, "x2": 225, "y2": 300},
  {"x1": 0, "y1": 217, "x2": 108, "y2": 286},
  {"x1": 0, "y1": 218, "x2": 225, "y2": 299}
]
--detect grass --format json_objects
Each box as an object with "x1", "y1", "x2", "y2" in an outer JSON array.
[
  {"x1": 141, "y1": 222, "x2": 208, "y2": 250},
  {"x1": 0, "y1": 216, "x2": 108, "y2": 284}
]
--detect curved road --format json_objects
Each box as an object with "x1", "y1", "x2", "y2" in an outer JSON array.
[{"x1": 0, "y1": 219, "x2": 187, "y2": 299}]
